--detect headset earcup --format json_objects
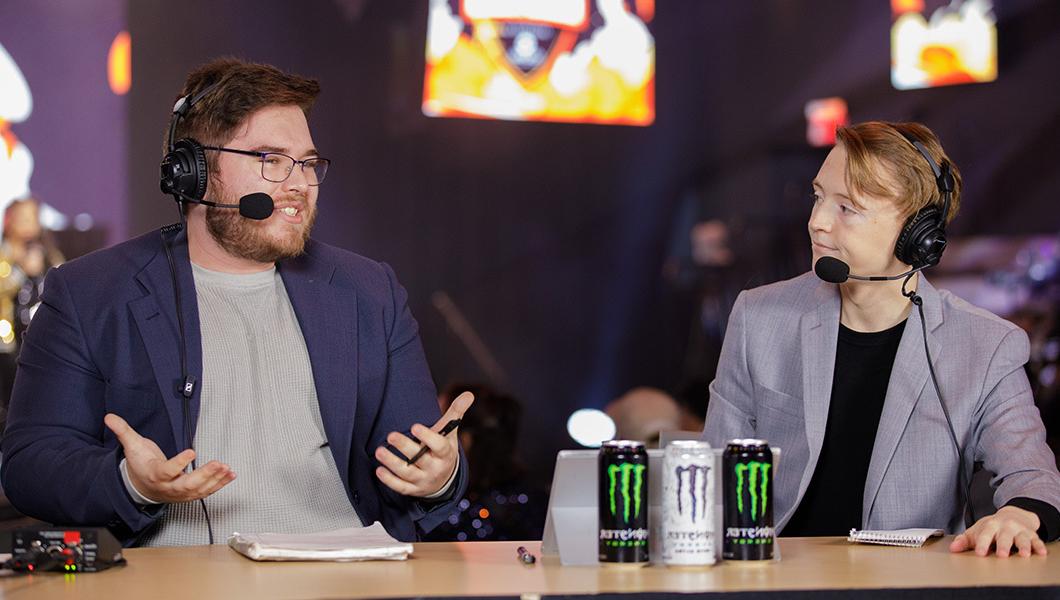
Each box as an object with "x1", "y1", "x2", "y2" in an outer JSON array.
[
  {"x1": 159, "y1": 138, "x2": 208, "y2": 200},
  {"x1": 917, "y1": 229, "x2": 947, "y2": 268},
  {"x1": 894, "y1": 206, "x2": 946, "y2": 267}
]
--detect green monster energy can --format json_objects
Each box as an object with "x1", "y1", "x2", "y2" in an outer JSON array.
[
  {"x1": 598, "y1": 440, "x2": 649, "y2": 566},
  {"x1": 722, "y1": 439, "x2": 774, "y2": 560}
]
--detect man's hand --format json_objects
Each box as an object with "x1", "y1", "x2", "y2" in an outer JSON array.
[
  {"x1": 374, "y1": 392, "x2": 474, "y2": 498},
  {"x1": 104, "y1": 413, "x2": 236, "y2": 503},
  {"x1": 949, "y1": 505, "x2": 1047, "y2": 558}
]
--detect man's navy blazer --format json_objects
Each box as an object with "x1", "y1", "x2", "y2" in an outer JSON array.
[{"x1": 0, "y1": 227, "x2": 467, "y2": 545}]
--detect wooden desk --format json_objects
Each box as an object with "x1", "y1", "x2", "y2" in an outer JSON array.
[{"x1": 1, "y1": 537, "x2": 1057, "y2": 599}]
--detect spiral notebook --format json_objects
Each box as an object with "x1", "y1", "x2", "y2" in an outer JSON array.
[{"x1": 847, "y1": 528, "x2": 944, "y2": 548}]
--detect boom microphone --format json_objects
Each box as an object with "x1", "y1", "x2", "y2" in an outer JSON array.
[
  {"x1": 813, "y1": 256, "x2": 925, "y2": 284},
  {"x1": 232, "y1": 192, "x2": 274, "y2": 220},
  {"x1": 814, "y1": 256, "x2": 851, "y2": 283},
  {"x1": 173, "y1": 190, "x2": 274, "y2": 220}
]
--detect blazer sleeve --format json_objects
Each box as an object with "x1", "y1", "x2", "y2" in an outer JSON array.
[
  {"x1": 0, "y1": 266, "x2": 161, "y2": 543},
  {"x1": 702, "y1": 290, "x2": 757, "y2": 446},
  {"x1": 368, "y1": 262, "x2": 468, "y2": 537},
  {"x1": 971, "y1": 327, "x2": 1060, "y2": 515}
]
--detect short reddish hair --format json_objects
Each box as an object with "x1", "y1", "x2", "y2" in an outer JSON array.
[{"x1": 835, "y1": 121, "x2": 962, "y2": 224}]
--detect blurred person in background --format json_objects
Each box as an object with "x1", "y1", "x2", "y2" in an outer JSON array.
[
  {"x1": 0, "y1": 197, "x2": 63, "y2": 431},
  {"x1": 426, "y1": 382, "x2": 546, "y2": 541},
  {"x1": 674, "y1": 378, "x2": 709, "y2": 433},
  {"x1": 605, "y1": 386, "x2": 689, "y2": 447}
]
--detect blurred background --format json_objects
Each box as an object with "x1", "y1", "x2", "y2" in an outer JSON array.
[{"x1": 2, "y1": 0, "x2": 1058, "y2": 539}]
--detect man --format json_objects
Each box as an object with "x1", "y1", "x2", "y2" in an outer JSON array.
[
  {"x1": 0, "y1": 58, "x2": 470, "y2": 546},
  {"x1": 702, "y1": 121, "x2": 1060, "y2": 557}
]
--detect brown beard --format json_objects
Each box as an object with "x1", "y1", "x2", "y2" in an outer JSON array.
[{"x1": 205, "y1": 178, "x2": 316, "y2": 263}]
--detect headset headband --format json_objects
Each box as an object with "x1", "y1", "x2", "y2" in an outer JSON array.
[
  {"x1": 898, "y1": 128, "x2": 953, "y2": 226},
  {"x1": 167, "y1": 80, "x2": 221, "y2": 152}
]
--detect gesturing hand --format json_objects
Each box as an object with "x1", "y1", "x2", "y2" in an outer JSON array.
[
  {"x1": 949, "y1": 505, "x2": 1047, "y2": 558},
  {"x1": 105, "y1": 413, "x2": 236, "y2": 503},
  {"x1": 374, "y1": 392, "x2": 474, "y2": 498}
]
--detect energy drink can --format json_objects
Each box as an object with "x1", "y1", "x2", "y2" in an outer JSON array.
[
  {"x1": 722, "y1": 439, "x2": 774, "y2": 560},
  {"x1": 598, "y1": 440, "x2": 649, "y2": 566},
  {"x1": 661, "y1": 440, "x2": 716, "y2": 566}
]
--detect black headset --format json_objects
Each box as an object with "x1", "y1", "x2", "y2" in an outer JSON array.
[
  {"x1": 892, "y1": 130, "x2": 956, "y2": 269},
  {"x1": 159, "y1": 81, "x2": 221, "y2": 204}
]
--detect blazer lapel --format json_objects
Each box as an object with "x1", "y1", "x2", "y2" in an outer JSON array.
[
  {"x1": 128, "y1": 226, "x2": 204, "y2": 451},
  {"x1": 863, "y1": 277, "x2": 944, "y2": 524},
  {"x1": 279, "y1": 243, "x2": 359, "y2": 495},
  {"x1": 791, "y1": 281, "x2": 840, "y2": 523}
]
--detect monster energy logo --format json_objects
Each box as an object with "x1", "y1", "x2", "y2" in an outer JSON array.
[
  {"x1": 734, "y1": 461, "x2": 771, "y2": 521},
  {"x1": 607, "y1": 462, "x2": 646, "y2": 523},
  {"x1": 674, "y1": 465, "x2": 711, "y2": 522}
]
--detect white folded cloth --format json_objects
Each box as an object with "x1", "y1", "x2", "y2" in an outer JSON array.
[{"x1": 228, "y1": 522, "x2": 414, "y2": 562}]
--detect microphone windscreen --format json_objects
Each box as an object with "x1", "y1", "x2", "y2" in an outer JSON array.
[
  {"x1": 239, "y1": 193, "x2": 274, "y2": 220},
  {"x1": 814, "y1": 256, "x2": 850, "y2": 284}
]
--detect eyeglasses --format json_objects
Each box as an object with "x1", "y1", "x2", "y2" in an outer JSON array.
[{"x1": 203, "y1": 146, "x2": 331, "y2": 185}]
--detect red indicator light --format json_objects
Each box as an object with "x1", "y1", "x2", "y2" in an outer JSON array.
[{"x1": 63, "y1": 531, "x2": 81, "y2": 544}]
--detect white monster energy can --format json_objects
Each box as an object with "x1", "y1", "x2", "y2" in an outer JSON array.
[{"x1": 661, "y1": 440, "x2": 716, "y2": 566}]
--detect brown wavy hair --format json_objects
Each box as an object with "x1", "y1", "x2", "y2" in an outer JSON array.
[{"x1": 163, "y1": 57, "x2": 320, "y2": 173}]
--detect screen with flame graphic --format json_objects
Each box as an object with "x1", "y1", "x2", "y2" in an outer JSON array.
[
  {"x1": 891, "y1": 0, "x2": 997, "y2": 90},
  {"x1": 423, "y1": 0, "x2": 655, "y2": 126}
]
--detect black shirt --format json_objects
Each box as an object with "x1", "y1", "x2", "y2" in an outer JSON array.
[
  {"x1": 782, "y1": 319, "x2": 1060, "y2": 541},
  {"x1": 783, "y1": 320, "x2": 906, "y2": 536}
]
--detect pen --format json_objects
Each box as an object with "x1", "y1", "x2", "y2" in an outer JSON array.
[
  {"x1": 406, "y1": 418, "x2": 462, "y2": 465},
  {"x1": 517, "y1": 546, "x2": 536, "y2": 565}
]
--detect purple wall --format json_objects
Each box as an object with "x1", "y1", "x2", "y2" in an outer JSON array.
[{"x1": 2, "y1": 0, "x2": 127, "y2": 245}]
